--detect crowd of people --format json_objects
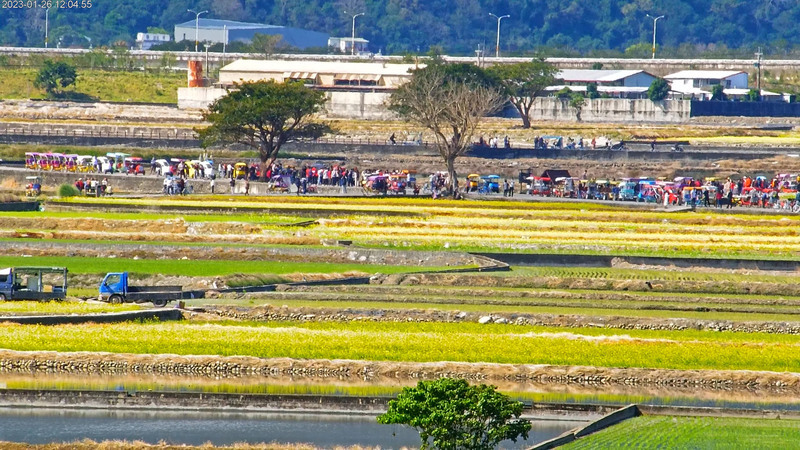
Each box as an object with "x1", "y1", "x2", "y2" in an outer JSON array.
[
  {"x1": 524, "y1": 173, "x2": 800, "y2": 210},
  {"x1": 60, "y1": 155, "x2": 800, "y2": 215},
  {"x1": 73, "y1": 177, "x2": 111, "y2": 196}
]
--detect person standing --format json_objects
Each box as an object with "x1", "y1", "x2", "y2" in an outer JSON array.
[
  {"x1": 210, "y1": 177, "x2": 215, "y2": 194},
  {"x1": 244, "y1": 179, "x2": 250, "y2": 196},
  {"x1": 229, "y1": 177, "x2": 236, "y2": 194},
  {"x1": 509, "y1": 180, "x2": 514, "y2": 197}
]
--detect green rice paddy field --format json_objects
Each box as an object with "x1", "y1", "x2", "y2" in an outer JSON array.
[
  {"x1": 2, "y1": 196, "x2": 800, "y2": 444},
  {"x1": 562, "y1": 416, "x2": 800, "y2": 449},
  {"x1": 36, "y1": 196, "x2": 800, "y2": 258},
  {"x1": 4, "y1": 321, "x2": 800, "y2": 372}
]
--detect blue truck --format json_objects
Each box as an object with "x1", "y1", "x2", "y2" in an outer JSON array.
[
  {"x1": 0, "y1": 267, "x2": 68, "y2": 301},
  {"x1": 98, "y1": 272, "x2": 191, "y2": 307}
]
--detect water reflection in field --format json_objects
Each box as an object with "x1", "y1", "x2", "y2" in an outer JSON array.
[
  {"x1": 4, "y1": 373, "x2": 800, "y2": 413},
  {"x1": 0, "y1": 408, "x2": 581, "y2": 448}
]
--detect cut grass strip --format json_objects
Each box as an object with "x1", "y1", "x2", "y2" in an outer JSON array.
[
  {"x1": 0, "y1": 301, "x2": 140, "y2": 315},
  {"x1": 0, "y1": 256, "x2": 455, "y2": 277},
  {"x1": 0, "y1": 211, "x2": 306, "y2": 224}
]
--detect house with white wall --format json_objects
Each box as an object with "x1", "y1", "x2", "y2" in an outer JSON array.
[{"x1": 664, "y1": 70, "x2": 748, "y2": 97}]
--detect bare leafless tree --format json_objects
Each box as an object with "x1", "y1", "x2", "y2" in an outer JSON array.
[{"x1": 389, "y1": 64, "x2": 504, "y2": 197}]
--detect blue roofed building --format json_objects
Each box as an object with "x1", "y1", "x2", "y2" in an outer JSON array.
[{"x1": 174, "y1": 19, "x2": 329, "y2": 50}]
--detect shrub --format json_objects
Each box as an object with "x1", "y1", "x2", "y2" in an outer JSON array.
[
  {"x1": 58, "y1": 183, "x2": 79, "y2": 197},
  {"x1": 711, "y1": 84, "x2": 726, "y2": 101},
  {"x1": 745, "y1": 89, "x2": 760, "y2": 102},
  {"x1": 647, "y1": 78, "x2": 670, "y2": 101},
  {"x1": 586, "y1": 82, "x2": 600, "y2": 99},
  {"x1": 555, "y1": 87, "x2": 572, "y2": 99}
]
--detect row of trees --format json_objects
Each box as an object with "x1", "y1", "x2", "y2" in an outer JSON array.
[
  {"x1": 3, "y1": 0, "x2": 800, "y2": 57},
  {"x1": 198, "y1": 58, "x2": 703, "y2": 198},
  {"x1": 198, "y1": 59, "x2": 558, "y2": 193}
]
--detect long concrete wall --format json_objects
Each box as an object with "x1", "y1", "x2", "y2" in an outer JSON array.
[
  {"x1": 3, "y1": 47, "x2": 800, "y2": 76},
  {"x1": 178, "y1": 90, "x2": 705, "y2": 123},
  {"x1": 178, "y1": 88, "x2": 396, "y2": 120},
  {"x1": 530, "y1": 98, "x2": 691, "y2": 123},
  {"x1": 322, "y1": 90, "x2": 395, "y2": 120}
]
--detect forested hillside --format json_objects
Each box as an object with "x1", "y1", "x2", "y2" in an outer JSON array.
[{"x1": 1, "y1": 0, "x2": 798, "y2": 57}]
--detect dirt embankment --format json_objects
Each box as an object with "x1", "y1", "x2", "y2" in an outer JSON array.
[
  {"x1": 373, "y1": 272, "x2": 800, "y2": 297},
  {"x1": 200, "y1": 303, "x2": 800, "y2": 335},
  {"x1": 2, "y1": 349, "x2": 799, "y2": 400}
]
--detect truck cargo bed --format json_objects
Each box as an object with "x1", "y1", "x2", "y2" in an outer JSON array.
[{"x1": 126, "y1": 285, "x2": 182, "y2": 293}]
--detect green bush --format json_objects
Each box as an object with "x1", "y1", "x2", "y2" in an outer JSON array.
[
  {"x1": 586, "y1": 82, "x2": 600, "y2": 99},
  {"x1": 647, "y1": 78, "x2": 671, "y2": 101},
  {"x1": 58, "y1": 183, "x2": 80, "y2": 197}
]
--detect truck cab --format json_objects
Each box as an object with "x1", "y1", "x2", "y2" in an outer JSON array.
[
  {"x1": 99, "y1": 272, "x2": 183, "y2": 307},
  {"x1": 99, "y1": 272, "x2": 128, "y2": 303}
]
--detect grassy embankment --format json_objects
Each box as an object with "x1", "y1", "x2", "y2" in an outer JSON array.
[{"x1": 0, "y1": 68, "x2": 184, "y2": 103}]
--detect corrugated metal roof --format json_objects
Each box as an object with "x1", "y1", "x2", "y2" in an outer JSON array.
[
  {"x1": 556, "y1": 69, "x2": 649, "y2": 82},
  {"x1": 175, "y1": 19, "x2": 284, "y2": 30},
  {"x1": 221, "y1": 59, "x2": 421, "y2": 76},
  {"x1": 725, "y1": 88, "x2": 779, "y2": 96},
  {"x1": 664, "y1": 70, "x2": 746, "y2": 79},
  {"x1": 545, "y1": 85, "x2": 649, "y2": 93}
]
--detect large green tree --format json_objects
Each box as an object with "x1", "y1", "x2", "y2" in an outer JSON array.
[
  {"x1": 388, "y1": 63, "x2": 504, "y2": 197},
  {"x1": 488, "y1": 59, "x2": 557, "y2": 128},
  {"x1": 34, "y1": 60, "x2": 77, "y2": 97},
  {"x1": 378, "y1": 378, "x2": 531, "y2": 450},
  {"x1": 197, "y1": 80, "x2": 328, "y2": 179}
]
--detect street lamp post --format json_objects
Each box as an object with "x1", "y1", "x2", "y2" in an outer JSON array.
[
  {"x1": 188, "y1": 8, "x2": 208, "y2": 53},
  {"x1": 44, "y1": 7, "x2": 49, "y2": 48},
  {"x1": 350, "y1": 12, "x2": 364, "y2": 56},
  {"x1": 646, "y1": 14, "x2": 665, "y2": 59},
  {"x1": 489, "y1": 13, "x2": 510, "y2": 58}
]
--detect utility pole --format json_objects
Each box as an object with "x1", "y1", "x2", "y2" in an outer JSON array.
[
  {"x1": 646, "y1": 14, "x2": 665, "y2": 59},
  {"x1": 188, "y1": 8, "x2": 208, "y2": 53},
  {"x1": 489, "y1": 13, "x2": 510, "y2": 58},
  {"x1": 475, "y1": 44, "x2": 484, "y2": 68},
  {"x1": 755, "y1": 47, "x2": 763, "y2": 99},
  {"x1": 44, "y1": 7, "x2": 49, "y2": 48},
  {"x1": 349, "y1": 12, "x2": 365, "y2": 56}
]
